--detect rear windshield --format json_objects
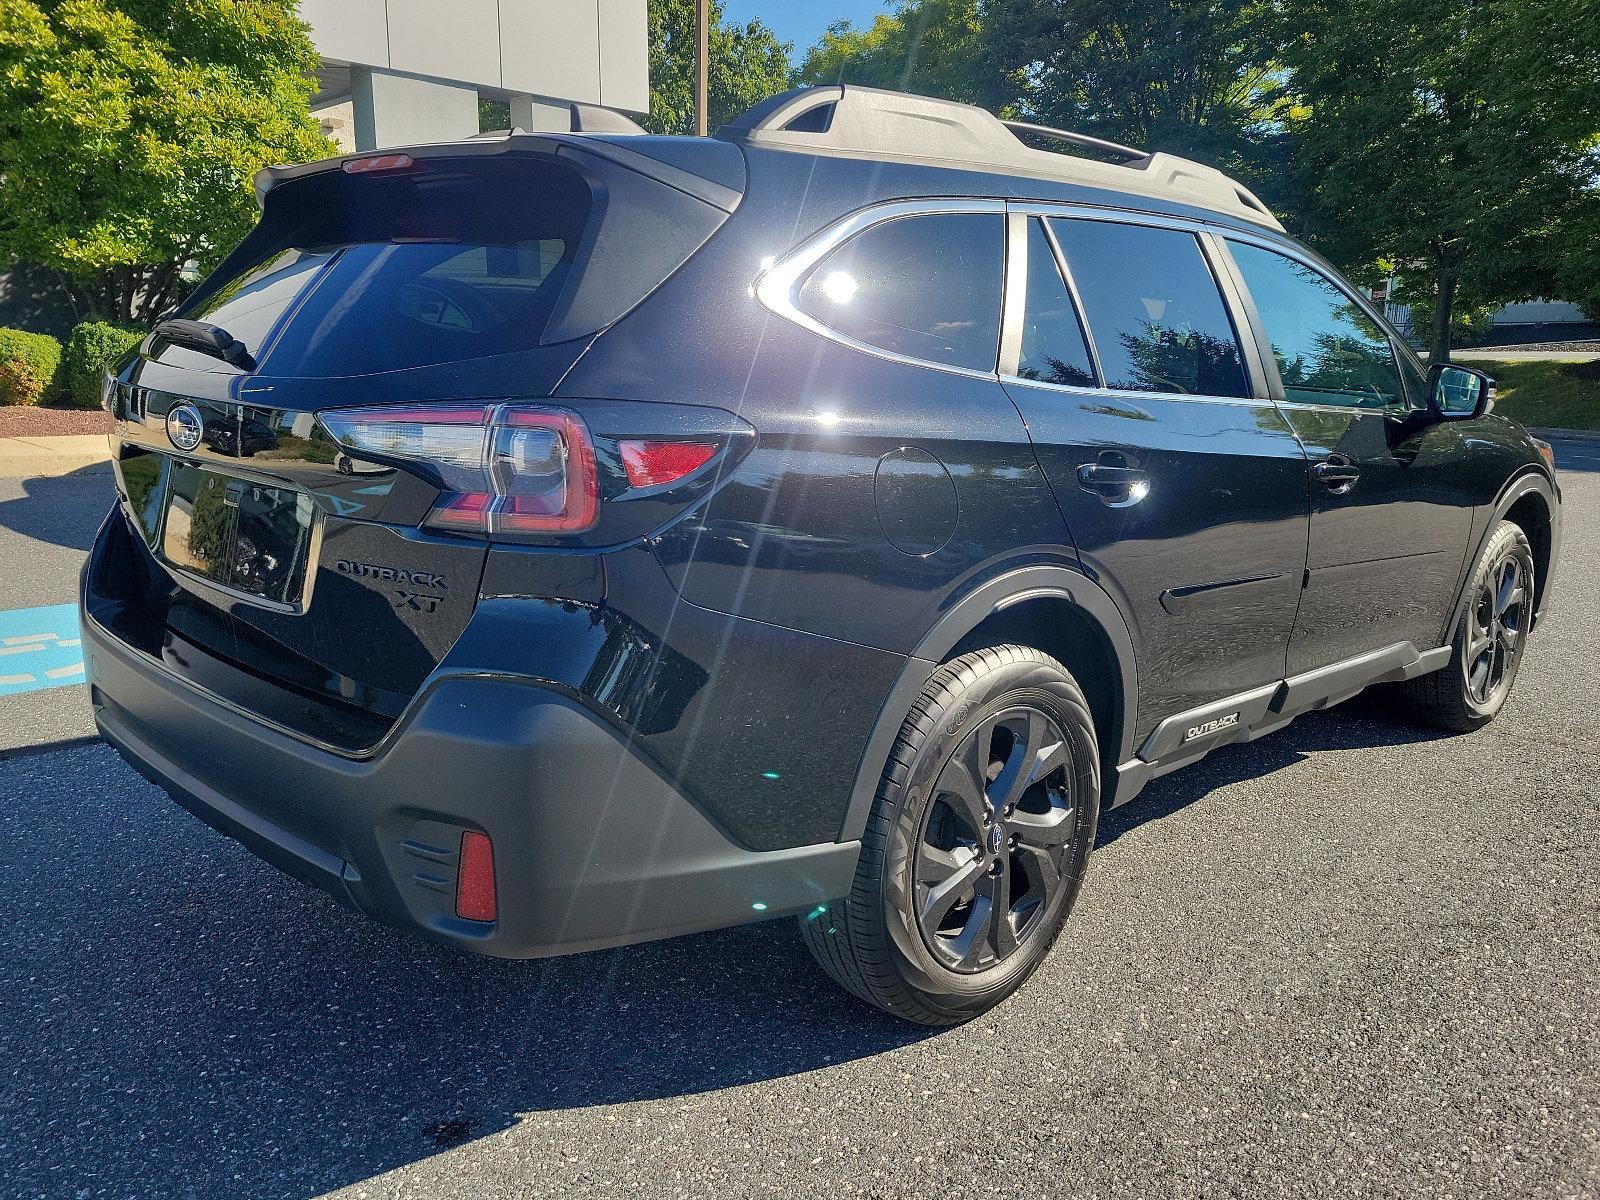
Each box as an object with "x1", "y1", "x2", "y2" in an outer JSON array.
[{"x1": 176, "y1": 158, "x2": 592, "y2": 377}]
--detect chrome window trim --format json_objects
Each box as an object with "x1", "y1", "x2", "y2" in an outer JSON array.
[{"x1": 754, "y1": 198, "x2": 1009, "y2": 381}]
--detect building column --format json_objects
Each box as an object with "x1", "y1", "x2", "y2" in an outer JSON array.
[
  {"x1": 509, "y1": 95, "x2": 571, "y2": 133},
  {"x1": 351, "y1": 67, "x2": 480, "y2": 151}
]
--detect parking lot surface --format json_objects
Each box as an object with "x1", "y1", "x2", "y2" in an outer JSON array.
[{"x1": 2, "y1": 444, "x2": 1596, "y2": 1199}]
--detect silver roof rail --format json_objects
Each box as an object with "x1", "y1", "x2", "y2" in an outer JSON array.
[{"x1": 719, "y1": 85, "x2": 1281, "y2": 231}]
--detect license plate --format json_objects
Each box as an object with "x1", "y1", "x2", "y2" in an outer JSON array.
[{"x1": 161, "y1": 463, "x2": 314, "y2": 606}]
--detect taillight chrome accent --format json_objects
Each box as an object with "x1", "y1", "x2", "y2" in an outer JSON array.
[{"x1": 319, "y1": 403, "x2": 599, "y2": 537}]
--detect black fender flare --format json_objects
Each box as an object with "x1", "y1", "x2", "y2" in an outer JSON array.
[
  {"x1": 1443, "y1": 468, "x2": 1561, "y2": 644},
  {"x1": 836, "y1": 564, "x2": 1139, "y2": 842}
]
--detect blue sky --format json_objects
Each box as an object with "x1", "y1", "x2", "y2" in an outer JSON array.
[{"x1": 721, "y1": 0, "x2": 890, "y2": 60}]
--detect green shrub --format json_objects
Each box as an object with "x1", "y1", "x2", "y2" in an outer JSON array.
[
  {"x1": 0, "y1": 327, "x2": 62, "y2": 406},
  {"x1": 62, "y1": 322, "x2": 144, "y2": 409}
]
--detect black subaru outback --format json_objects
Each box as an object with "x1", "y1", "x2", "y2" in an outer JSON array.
[{"x1": 84, "y1": 86, "x2": 1561, "y2": 1024}]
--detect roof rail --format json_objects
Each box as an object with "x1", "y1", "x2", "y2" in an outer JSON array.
[
  {"x1": 1000, "y1": 120, "x2": 1146, "y2": 164},
  {"x1": 718, "y1": 85, "x2": 1281, "y2": 231}
]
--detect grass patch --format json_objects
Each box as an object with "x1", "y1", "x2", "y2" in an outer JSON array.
[{"x1": 1464, "y1": 358, "x2": 1600, "y2": 430}]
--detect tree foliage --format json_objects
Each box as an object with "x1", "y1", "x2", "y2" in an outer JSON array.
[
  {"x1": 0, "y1": 0, "x2": 333, "y2": 326},
  {"x1": 644, "y1": 0, "x2": 792, "y2": 134},
  {"x1": 981, "y1": 0, "x2": 1287, "y2": 175},
  {"x1": 797, "y1": 0, "x2": 986, "y2": 105},
  {"x1": 1273, "y1": 0, "x2": 1600, "y2": 361}
]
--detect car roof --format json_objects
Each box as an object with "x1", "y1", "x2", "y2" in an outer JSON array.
[{"x1": 716, "y1": 85, "x2": 1283, "y2": 233}]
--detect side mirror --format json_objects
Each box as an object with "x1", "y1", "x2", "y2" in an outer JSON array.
[{"x1": 1429, "y1": 363, "x2": 1495, "y2": 420}]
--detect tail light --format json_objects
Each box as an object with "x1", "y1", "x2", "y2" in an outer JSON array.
[
  {"x1": 617, "y1": 440, "x2": 718, "y2": 488},
  {"x1": 319, "y1": 403, "x2": 598, "y2": 537},
  {"x1": 455, "y1": 830, "x2": 497, "y2": 922}
]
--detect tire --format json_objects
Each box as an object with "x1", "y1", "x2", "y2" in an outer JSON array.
[
  {"x1": 799, "y1": 645, "x2": 1100, "y2": 1024},
  {"x1": 1397, "y1": 519, "x2": 1536, "y2": 733}
]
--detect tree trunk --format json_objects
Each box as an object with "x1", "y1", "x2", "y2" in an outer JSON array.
[{"x1": 1429, "y1": 263, "x2": 1458, "y2": 366}]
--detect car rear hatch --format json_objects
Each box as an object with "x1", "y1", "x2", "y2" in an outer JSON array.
[{"x1": 95, "y1": 135, "x2": 748, "y2": 751}]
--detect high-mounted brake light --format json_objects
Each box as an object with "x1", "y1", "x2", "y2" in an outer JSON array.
[
  {"x1": 342, "y1": 153, "x2": 415, "y2": 174},
  {"x1": 617, "y1": 440, "x2": 718, "y2": 488},
  {"x1": 319, "y1": 403, "x2": 599, "y2": 537}
]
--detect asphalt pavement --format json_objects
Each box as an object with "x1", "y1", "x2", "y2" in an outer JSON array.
[{"x1": 1, "y1": 443, "x2": 1596, "y2": 1199}]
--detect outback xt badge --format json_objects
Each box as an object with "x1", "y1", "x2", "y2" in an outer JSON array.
[{"x1": 333, "y1": 560, "x2": 447, "y2": 590}]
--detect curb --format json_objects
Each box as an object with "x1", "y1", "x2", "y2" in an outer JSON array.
[
  {"x1": 1527, "y1": 427, "x2": 1600, "y2": 444},
  {"x1": 0, "y1": 435, "x2": 111, "y2": 479}
]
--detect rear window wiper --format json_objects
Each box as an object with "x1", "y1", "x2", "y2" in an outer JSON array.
[{"x1": 153, "y1": 319, "x2": 256, "y2": 371}]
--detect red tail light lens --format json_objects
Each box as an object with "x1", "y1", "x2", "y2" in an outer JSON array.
[
  {"x1": 455, "y1": 831, "x2": 497, "y2": 922},
  {"x1": 319, "y1": 403, "x2": 598, "y2": 537},
  {"x1": 617, "y1": 440, "x2": 718, "y2": 488}
]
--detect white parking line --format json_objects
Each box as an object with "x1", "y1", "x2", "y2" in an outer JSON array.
[
  {"x1": 0, "y1": 673, "x2": 36, "y2": 685},
  {"x1": 2, "y1": 633, "x2": 59, "y2": 646},
  {"x1": 0, "y1": 644, "x2": 46, "y2": 656},
  {"x1": 43, "y1": 663, "x2": 85, "y2": 680}
]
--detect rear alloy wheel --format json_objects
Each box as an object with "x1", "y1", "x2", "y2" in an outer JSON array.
[
  {"x1": 800, "y1": 645, "x2": 1100, "y2": 1024},
  {"x1": 1398, "y1": 519, "x2": 1536, "y2": 733}
]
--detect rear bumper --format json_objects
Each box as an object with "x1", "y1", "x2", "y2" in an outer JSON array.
[{"x1": 83, "y1": 613, "x2": 859, "y2": 958}]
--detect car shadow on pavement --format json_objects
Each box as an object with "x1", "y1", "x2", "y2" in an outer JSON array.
[
  {"x1": 1, "y1": 742, "x2": 935, "y2": 1198},
  {"x1": 3, "y1": 700, "x2": 1451, "y2": 1198},
  {"x1": 0, "y1": 461, "x2": 115, "y2": 552}
]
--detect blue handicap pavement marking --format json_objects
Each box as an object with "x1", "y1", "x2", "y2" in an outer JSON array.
[{"x1": 0, "y1": 603, "x2": 85, "y2": 697}]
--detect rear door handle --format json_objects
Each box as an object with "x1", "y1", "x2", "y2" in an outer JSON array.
[
  {"x1": 1312, "y1": 456, "x2": 1360, "y2": 490},
  {"x1": 1077, "y1": 462, "x2": 1151, "y2": 507}
]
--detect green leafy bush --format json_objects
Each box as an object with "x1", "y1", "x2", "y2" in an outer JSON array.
[
  {"x1": 62, "y1": 321, "x2": 143, "y2": 409},
  {"x1": 0, "y1": 327, "x2": 62, "y2": 405}
]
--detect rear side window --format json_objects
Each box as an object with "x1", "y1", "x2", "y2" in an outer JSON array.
[
  {"x1": 181, "y1": 158, "x2": 591, "y2": 377},
  {"x1": 1228, "y1": 240, "x2": 1405, "y2": 409},
  {"x1": 797, "y1": 213, "x2": 1003, "y2": 372},
  {"x1": 1016, "y1": 218, "x2": 1095, "y2": 388},
  {"x1": 1050, "y1": 219, "x2": 1250, "y2": 398}
]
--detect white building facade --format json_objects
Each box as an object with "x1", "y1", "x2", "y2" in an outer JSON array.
[{"x1": 299, "y1": 0, "x2": 649, "y2": 151}]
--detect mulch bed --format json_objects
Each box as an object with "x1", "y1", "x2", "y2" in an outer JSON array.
[{"x1": 0, "y1": 405, "x2": 114, "y2": 438}]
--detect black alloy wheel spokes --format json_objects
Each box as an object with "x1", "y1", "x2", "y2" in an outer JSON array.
[
  {"x1": 913, "y1": 707, "x2": 1076, "y2": 973},
  {"x1": 1466, "y1": 553, "x2": 1528, "y2": 706}
]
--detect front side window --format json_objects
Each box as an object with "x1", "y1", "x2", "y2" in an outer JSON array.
[
  {"x1": 1049, "y1": 218, "x2": 1250, "y2": 398},
  {"x1": 1228, "y1": 241, "x2": 1405, "y2": 409},
  {"x1": 1016, "y1": 218, "x2": 1096, "y2": 388},
  {"x1": 796, "y1": 212, "x2": 1003, "y2": 372}
]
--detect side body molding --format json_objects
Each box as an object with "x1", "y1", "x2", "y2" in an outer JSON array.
[
  {"x1": 1445, "y1": 468, "x2": 1561, "y2": 642},
  {"x1": 837, "y1": 564, "x2": 1141, "y2": 842}
]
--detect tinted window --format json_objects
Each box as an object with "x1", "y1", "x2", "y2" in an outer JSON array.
[
  {"x1": 1228, "y1": 241, "x2": 1404, "y2": 408},
  {"x1": 174, "y1": 157, "x2": 592, "y2": 377},
  {"x1": 1050, "y1": 219, "x2": 1250, "y2": 397},
  {"x1": 1016, "y1": 219, "x2": 1095, "y2": 388},
  {"x1": 798, "y1": 213, "x2": 1003, "y2": 372}
]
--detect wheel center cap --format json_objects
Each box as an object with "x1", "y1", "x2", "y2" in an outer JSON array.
[{"x1": 988, "y1": 822, "x2": 1006, "y2": 856}]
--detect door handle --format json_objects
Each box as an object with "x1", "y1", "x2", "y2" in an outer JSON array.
[
  {"x1": 1312, "y1": 456, "x2": 1360, "y2": 491},
  {"x1": 1077, "y1": 462, "x2": 1151, "y2": 507}
]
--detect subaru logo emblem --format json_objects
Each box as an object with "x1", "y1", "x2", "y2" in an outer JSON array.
[
  {"x1": 166, "y1": 402, "x2": 204, "y2": 452},
  {"x1": 988, "y1": 823, "x2": 1005, "y2": 855}
]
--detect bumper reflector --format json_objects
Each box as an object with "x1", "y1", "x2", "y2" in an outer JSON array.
[{"x1": 456, "y1": 831, "x2": 498, "y2": 922}]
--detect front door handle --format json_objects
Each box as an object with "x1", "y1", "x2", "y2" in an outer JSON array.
[
  {"x1": 1077, "y1": 462, "x2": 1151, "y2": 507},
  {"x1": 1312, "y1": 455, "x2": 1360, "y2": 491}
]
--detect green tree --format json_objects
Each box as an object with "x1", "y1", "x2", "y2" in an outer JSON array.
[
  {"x1": 0, "y1": 0, "x2": 333, "y2": 326},
  {"x1": 1277, "y1": 0, "x2": 1600, "y2": 362},
  {"x1": 797, "y1": 0, "x2": 985, "y2": 104},
  {"x1": 645, "y1": 0, "x2": 792, "y2": 134},
  {"x1": 981, "y1": 0, "x2": 1286, "y2": 176}
]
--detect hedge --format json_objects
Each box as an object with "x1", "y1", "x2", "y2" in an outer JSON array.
[
  {"x1": 0, "y1": 327, "x2": 63, "y2": 406},
  {"x1": 62, "y1": 322, "x2": 144, "y2": 409}
]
